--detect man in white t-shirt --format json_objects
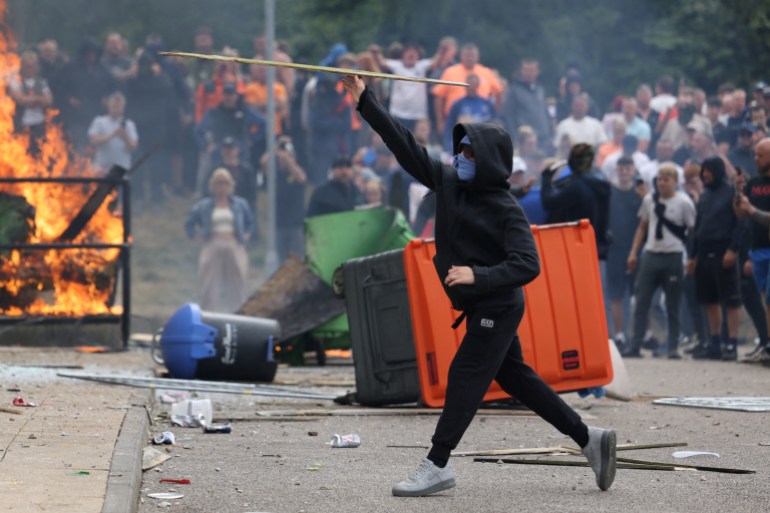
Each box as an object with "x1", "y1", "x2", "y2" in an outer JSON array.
[
  {"x1": 650, "y1": 75, "x2": 677, "y2": 113},
  {"x1": 638, "y1": 139, "x2": 684, "y2": 189},
  {"x1": 553, "y1": 94, "x2": 607, "y2": 148},
  {"x1": 381, "y1": 44, "x2": 435, "y2": 131},
  {"x1": 601, "y1": 135, "x2": 651, "y2": 184},
  {"x1": 624, "y1": 164, "x2": 696, "y2": 359}
]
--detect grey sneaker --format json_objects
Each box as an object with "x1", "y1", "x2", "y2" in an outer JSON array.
[
  {"x1": 581, "y1": 427, "x2": 617, "y2": 491},
  {"x1": 392, "y1": 458, "x2": 456, "y2": 497}
]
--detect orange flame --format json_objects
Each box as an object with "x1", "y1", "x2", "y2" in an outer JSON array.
[{"x1": 0, "y1": 1, "x2": 124, "y2": 316}]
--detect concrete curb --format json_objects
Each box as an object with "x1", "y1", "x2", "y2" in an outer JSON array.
[{"x1": 102, "y1": 405, "x2": 150, "y2": 513}]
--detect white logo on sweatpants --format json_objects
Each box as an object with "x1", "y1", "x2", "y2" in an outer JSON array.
[{"x1": 480, "y1": 318, "x2": 494, "y2": 328}]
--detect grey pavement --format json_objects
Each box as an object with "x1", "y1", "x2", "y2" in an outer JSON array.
[
  {"x1": 0, "y1": 347, "x2": 152, "y2": 513},
  {"x1": 2, "y1": 345, "x2": 770, "y2": 513}
]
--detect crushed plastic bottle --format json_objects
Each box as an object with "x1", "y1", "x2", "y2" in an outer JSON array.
[
  {"x1": 328, "y1": 433, "x2": 361, "y2": 448},
  {"x1": 152, "y1": 431, "x2": 176, "y2": 445},
  {"x1": 170, "y1": 399, "x2": 212, "y2": 428}
]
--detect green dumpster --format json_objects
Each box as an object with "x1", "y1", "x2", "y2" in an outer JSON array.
[{"x1": 304, "y1": 207, "x2": 415, "y2": 348}]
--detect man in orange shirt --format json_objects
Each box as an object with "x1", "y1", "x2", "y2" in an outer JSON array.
[
  {"x1": 243, "y1": 63, "x2": 288, "y2": 134},
  {"x1": 432, "y1": 44, "x2": 503, "y2": 135}
]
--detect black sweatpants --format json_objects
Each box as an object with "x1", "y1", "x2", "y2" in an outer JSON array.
[{"x1": 429, "y1": 303, "x2": 588, "y2": 462}]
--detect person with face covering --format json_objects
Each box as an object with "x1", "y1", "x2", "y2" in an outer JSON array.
[
  {"x1": 688, "y1": 157, "x2": 745, "y2": 360},
  {"x1": 343, "y1": 74, "x2": 617, "y2": 498}
]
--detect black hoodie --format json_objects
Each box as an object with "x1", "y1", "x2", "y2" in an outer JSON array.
[
  {"x1": 691, "y1": 158, "x2": 744, "y2": 257},
  {"x1": 357, "y1": 87, "x2": 540, "y2": 311}
]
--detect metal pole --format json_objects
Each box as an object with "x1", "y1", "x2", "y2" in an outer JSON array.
[
  {"x1": 263, "y1": 0, "x2": 279, "y2": 278},
  {"x1": 121, "y1": 177, "x2": 131, "y2": 349}
]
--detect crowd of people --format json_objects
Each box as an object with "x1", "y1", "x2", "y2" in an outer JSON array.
[{"x1": 11, "y1": 30, "x2": 770, "y2": 362}]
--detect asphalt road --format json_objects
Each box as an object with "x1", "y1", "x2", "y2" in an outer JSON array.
[{"x1": 138, "y1": 357, "x2": 770, "y2": 513}]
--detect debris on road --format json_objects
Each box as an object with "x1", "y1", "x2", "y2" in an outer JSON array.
[
  {"x1": 142, "y1": 446, "x2": 171, "y2": 471},
  {"x1": 652, "y1": 397, "x2": 770, "y2": 412},
  {"x1": 152, "y1": 431, "x2": 176, "y2": 445},
  {"x1": 147, "y1": 492, "x2": 184, "y2": 500},
  {"x1": 58, "y1": 371, "x2": 338, "y2": 400},
  {"x1": 672, "y1": 451, "x2": 720, "y2": 459},
  {"x1": 329, "y1": 433, "x2": 361, "y2": 448},
  {"x1": 202, "y1": 423, "x2": 232, "y2": 434},
  {"x1": 253, "y1": 407, "x2": 537, "y2": 418},
  {"x1": 12, "y1": 397, "x2": 36, "y2": 407},
  {"x1": 453, "y1": 441, "x2": 688, "y2": 458},
  {"x1": 159, "y1": 478, "x2": 191, "y2": 485},
  {"x1": 171, "y1": 399, "x2": 212, "y2": 428},
  {"x1": 474, "y1": 457, "x2": 755, "y2": 474}
]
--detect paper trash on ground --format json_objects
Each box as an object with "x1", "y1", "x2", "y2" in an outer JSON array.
[{"x1": 672, "y1": 451, "x2": 720, "y2": 459}]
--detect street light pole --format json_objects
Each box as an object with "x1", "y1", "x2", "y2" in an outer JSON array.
[{"x1": 263, "y1": 0, "x2": 279, "y2": 278}]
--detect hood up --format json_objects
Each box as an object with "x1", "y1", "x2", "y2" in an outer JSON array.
[{"x1": 452, "y1": 122, "x2": 513, "y2": 190}]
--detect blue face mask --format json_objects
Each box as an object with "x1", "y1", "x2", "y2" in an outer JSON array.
[{"x1": 453, "y1": 153, "x2": 476, "y2": 182}]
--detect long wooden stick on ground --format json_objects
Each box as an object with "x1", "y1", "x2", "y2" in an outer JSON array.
[
  {"x1": 158, "y1": 51, "x2": 469, "y2": 87},
  {"x1": 454, "y1": 441, "x2": 688, "y2": 457},
  {"x1": 473, "y1": 457, "x2": 756, "y2": 474}
]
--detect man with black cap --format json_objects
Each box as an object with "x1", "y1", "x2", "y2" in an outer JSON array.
[
  {"x1": 343, "y1": 74, "x2": 618, "y2": 497},
  {"x1": 752, "y1": 82, "x2": 767, "y2": 106},
  {"x1": 306, "y1": 155, "x2": 362, "y2": 217},
  {"x1": 195, "y1": 81, "x2": 266, "y2": 164},
  {"x1": 203, "y1": 136, "x2": 257, "y2": 212},
  {"x1": 689, "y1": 156, "x2": 745, "y2": 360},
  {"x1": 728, "y1": 123, "x2": 758, "y2": 177}
]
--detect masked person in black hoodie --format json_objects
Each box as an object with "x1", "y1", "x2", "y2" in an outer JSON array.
[
  {"x1": 343, "y1": 74, "x2": 617, "y2": 497},
  {"x1": 689, "y1": 156, "x2": 745, "y2": 360}
]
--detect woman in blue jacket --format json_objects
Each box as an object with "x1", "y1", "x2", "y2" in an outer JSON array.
[{"x1": 185, "y1": 168, "x2": 256, "y2": 312}]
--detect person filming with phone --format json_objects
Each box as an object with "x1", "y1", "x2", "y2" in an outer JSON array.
[{"x1": 88, "y1": 91, "x2": 138, "y2": 176}]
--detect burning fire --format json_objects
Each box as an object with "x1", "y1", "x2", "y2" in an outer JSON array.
[{"x1": 0, "y1": 1, "x2": 124, "y2": 316}]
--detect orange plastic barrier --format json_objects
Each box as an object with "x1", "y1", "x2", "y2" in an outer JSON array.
[{"x1": 403, "y1": 220, "x2": 613, "y2": 408}]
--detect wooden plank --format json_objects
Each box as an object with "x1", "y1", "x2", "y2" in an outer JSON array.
[
  {"x1": 254, "y1": 408, "x2": 538, "y2": 417},
  {"x1": 454, "y1": 442, "x2": 688, "y2": 458},
  {"x1": 160, "y1": 52, "x2": 469, "y2": 87}
]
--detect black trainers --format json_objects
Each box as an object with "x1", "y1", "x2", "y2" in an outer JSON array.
[
  {"x1": 692, "y1": 346, "x2": 722, "y2": 360},
  {"x1": 721, "y1": 344, "x2": 737, "y2": 361},
  {"x1": 642, "y1": 335, "x2": 660, "y2": 351},
  {"x1": 684, "y1": 342, "x2": 705, "y2": 355},
  {"x1": 652, "y1": 343, "x2": 669, "y2": 358},
  {"x1": 621, "y1": 347, "x2": 643, "y2": 358}
]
